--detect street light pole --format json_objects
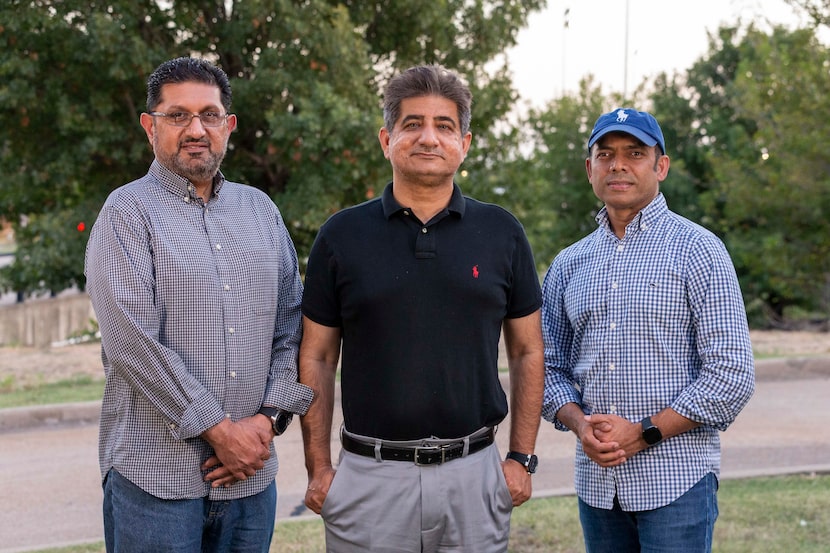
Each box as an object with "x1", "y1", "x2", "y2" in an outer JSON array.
[{"x1": 624, "y1": 0, "x2": 630, "y2": 98}]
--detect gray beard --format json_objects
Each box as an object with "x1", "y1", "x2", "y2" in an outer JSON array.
[{"x1": 156, "y1": 139, "x2": 225, "y2": 184}]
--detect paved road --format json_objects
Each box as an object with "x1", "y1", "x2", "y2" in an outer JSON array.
[{"x1": 2, "y1": 356, "x2": 829, "y2": 552}]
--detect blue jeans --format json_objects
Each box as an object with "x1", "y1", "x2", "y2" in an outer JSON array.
[
  {"x1": 578, "y1": 472, "x2": 719, "y2": 553},
  {"x1": 103, "y1": 469, "x2": 276, "y2": 553}
]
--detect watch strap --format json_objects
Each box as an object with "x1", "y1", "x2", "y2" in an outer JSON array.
[{"x1": 505, "y1": 451, "x2": 538, "y2": 474}]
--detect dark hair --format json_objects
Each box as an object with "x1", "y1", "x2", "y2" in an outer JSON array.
[
  {"x1": 382, "y1": 64, "x2": 472, "y2": 136},
  {"x1": 145, "y1": 57, "x2": 232, "y2": 112}
]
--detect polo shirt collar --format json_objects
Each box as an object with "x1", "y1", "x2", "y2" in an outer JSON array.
[{"x1": 380, "y1": 181, "x2": 467, "y2": 219}]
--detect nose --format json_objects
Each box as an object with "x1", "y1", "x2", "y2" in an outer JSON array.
[
  {"x1": 184, "y1": 115, "x2": 207, "y2": 135},
  {"x1": 418, "y1": 124, "x2": 440, "y2": 146}
]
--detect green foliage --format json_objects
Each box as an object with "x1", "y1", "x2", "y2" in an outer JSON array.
[
  {"x1": 644, "y1": 21, "x2": 830, "y2": 326},
  {"x1": 0, "y1": 0, "x2": 543, "y2": 292},
  {"x1": 3, "y1": 1, "x2": 830, "y2": 327}
]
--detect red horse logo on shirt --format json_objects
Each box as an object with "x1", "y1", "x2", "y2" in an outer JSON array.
[{"x1": 472, "y1": 265, "x2": 480, "y2": 279}]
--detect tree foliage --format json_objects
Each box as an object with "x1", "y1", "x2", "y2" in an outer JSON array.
[
  {"x1": 3, "y1": 1, "x2": 830, "y2": 328},
  {"x1": 0, "y1": 0, "x2": 543, "y2": 296},
  {"x1": 644, "y1": 21, "x2": 830, "y2": 326}
]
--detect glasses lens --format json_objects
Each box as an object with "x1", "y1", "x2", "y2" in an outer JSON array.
[
  {"x1": 158, "y1": 112, "x2": 225, "y2": 127},
  {"x1": 168, "y1": 112, "x2": 191, "y2": 125},
  {"x1": 199, "y1": 112, "x2": 224, "y2": 126}
]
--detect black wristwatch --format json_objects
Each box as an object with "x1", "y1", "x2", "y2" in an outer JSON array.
[
  {"x1": 257, "y1": 406, "x2": 293, "y2": 436},
  {"x1": 641, "y1": 416, "x2": 663, "y2": 446},
  {"x1": 505, "y1": 451, "x2": 538, "y2": 474}
]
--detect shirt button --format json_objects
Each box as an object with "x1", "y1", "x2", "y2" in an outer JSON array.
[
  {"x1": 421, "y1": 227, "x2": 428, "y2": 234},
  {"x1": 403, "y1": 210, "x2": 410, "y2": 216},
  {"x1": 617, "y1": 245, "x2": 624, "y2": 252},
  {"x1": 609, "y1": 363, "x2": 615, "y2": 371},
  {"x1": 611, "y1": 282, "x2": 619, "y2": 289},
  {"x1": 610, "y1": 405, "x2": 618, "y2": 414},
  {"x1": 224, "y1": 284, "x2": 230, "y2": 291},
  {"x1": 610, "y1": 322, "x2": 617, "y2": 330},
  {"x1": 168, "y1": 423, "x2": 177, "y2": 430},
  {"x1": 230, "y1": 371, "x2": 237, "y2": 378},
  {"x1": 228, "y1": 327, "x2": 235, "y2": 334},
  {"x1": 215, "y1": 244, "x2": 222, "y2": 250}
]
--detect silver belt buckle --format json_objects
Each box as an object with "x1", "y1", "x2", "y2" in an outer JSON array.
[{"x1": 413, "y1": 445, "x2": 444, "y2": 466}]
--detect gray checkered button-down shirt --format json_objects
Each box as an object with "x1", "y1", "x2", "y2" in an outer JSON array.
[{"x1": 85, "y1": 160, "x2": 312, "y2": 501}]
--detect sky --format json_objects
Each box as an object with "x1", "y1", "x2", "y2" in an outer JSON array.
[{"x1": 507, "y1": 0, "x2": 818, "y2": 107}]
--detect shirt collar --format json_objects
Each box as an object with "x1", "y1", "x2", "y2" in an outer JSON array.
[
  {"x1": 380, "y1": 181, "x2": 467, "y2": 220},
  {"x1": 596, "y1": 192, "x2": 667, "y2": 236},
  {"x1": 149, "y1": 159, "x2": 225, "y2": 203}
]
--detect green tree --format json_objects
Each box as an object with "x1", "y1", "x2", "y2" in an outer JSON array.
[
  {"x1": 0, "y1": 0, "x2": 543, "y2": 297},
  {"x1": 710, "y1": 26, "x2": 830, "y2": 324},
  {"x1": 648, "y1": 22, "x2": 830, "y2": 326}
]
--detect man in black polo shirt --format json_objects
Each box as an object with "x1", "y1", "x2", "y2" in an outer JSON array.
[{"x1": 299, "y1": 64, "x2": 544, "y2": 552}]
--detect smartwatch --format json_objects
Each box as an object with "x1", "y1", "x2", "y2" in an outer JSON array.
[
  {"x1": 641, "y1": 416, "x2": 663, "y2": 446},
  {"x1": 505, "y1": 451, "x2": 539, "y2": 474},
  {"x1": 257, "y1": 406, "x2": 293, "y2": 436}
]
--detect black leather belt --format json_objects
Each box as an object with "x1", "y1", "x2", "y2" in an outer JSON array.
[{"x1": 341, "y1": 428, "x2": 495, "y2": 465}]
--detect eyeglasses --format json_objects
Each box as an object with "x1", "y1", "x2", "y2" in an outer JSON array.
[{"x1": 148, "y1": 111, "x2": 229, "y2": 127}]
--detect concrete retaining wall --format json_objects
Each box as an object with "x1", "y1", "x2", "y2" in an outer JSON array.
[{"x1": 0, "y1": 293, "x2": 96, "y2": 347}]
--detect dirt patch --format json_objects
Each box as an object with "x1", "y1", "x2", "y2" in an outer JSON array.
[
  {"x1": 0, "y1": 341, "x2": 103, "y2": 389},
  {"x1": 1, "y1": 330, "x2": 829, "y2": 390}
]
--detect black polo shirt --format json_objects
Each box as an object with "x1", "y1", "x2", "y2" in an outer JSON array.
[{"x1": 302, "y1": 182, "x2": 541, "y2": 440}]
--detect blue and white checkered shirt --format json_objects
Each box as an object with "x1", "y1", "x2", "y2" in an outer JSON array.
[
  {"x1": 85, "y1": 160, "x2": 313, "y2": 501},
  {"x1": 541, "y1": 193, "x2": 755, "y2": 511}
]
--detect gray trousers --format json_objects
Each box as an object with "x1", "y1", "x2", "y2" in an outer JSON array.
[{"x1": 320, "y1": 441, "x2": 513, "y2": 552}]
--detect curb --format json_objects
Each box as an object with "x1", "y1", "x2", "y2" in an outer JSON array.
[
  {"x1": 0, "y1": 400, "x2": 100, "y2": 433},
  {"x1": 2, "y1": 356, "x2": 829, "y2": 434}
]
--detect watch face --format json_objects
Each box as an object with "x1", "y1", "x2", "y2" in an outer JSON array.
[
  {"x1": 527, "y1": 455, "x2": 539, "y2": 474},
  {"x1": 273, "y1": 411, "x2": 293, "y2": 436},
  {"x1": 643, "y1": 425, "x2": 662, "y2": 445}
]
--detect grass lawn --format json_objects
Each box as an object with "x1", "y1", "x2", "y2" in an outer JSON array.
[
  {"x1": 0, "y1": 375, "x2": 105, "y2": 409},
  {"x1": 28, "y1": 473, "x2": 830, "y2": 553}
]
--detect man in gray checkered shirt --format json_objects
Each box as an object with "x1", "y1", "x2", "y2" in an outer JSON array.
[{"x1": 85, "y1": 57, "x2": 313, "y2": 552}]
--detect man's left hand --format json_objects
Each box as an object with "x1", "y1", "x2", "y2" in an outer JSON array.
[{"x1": 501, "y1": 459, "x2": 533, "y2": 506}]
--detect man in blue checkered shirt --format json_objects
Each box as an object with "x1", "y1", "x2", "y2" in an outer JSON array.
[{"x1": 541, "y1": 108, "x2": 755, "y2": 552}]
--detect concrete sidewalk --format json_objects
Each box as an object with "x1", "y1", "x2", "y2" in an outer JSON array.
[{"x1": 2, "y1": 355, "x2": 830, "y2": 552}]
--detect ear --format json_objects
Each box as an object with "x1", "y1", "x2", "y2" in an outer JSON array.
[
  {"x1": 656, "y1": 154, "x2": 671, "y2": 182},
  {"x1": 378, "y1": 127, "x2": 391, "y2": 159},
  {"x1": 139, "y1": 113, "x2": 155, "y2": 146},
  {"x1": 460, "y1": 131, "x2": 472, "y2": 158},
  {"x1": 226, "y1": 113, "x2": 238, "y2": 133}
]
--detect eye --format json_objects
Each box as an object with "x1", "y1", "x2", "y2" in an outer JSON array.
[
  {"x1": 200, "y1": 111, "x2": 222, "y2": 124},
  {"x1": 168, "y1": 112, "x2": 190, "y2": 124}
]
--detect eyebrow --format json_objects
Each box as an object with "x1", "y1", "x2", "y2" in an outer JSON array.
[{"x1": 400, "y1": 114, "x2": 457, "y2": 127}]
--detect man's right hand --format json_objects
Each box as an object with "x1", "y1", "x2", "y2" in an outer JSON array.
[
  {"x1": 304, "y1": 466, "x2": 336, "y2": 514},
  {"x1": 201, "y1": 418, "x2": 271, "y2": 487}
]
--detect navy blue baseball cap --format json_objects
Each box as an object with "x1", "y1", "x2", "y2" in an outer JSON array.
[{"x1": 587, "y1": 108, "x2": 666, "y2": 154}]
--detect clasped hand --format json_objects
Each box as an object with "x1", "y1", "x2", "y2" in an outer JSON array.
[
  {"x1": 201, "y1": 416, "x2": 273, "y2": 487},
  {"x1": 578, "y1": 413, "x2": 646, "y2": 467}
]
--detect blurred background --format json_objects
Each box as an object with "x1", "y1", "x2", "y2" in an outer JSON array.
[{"x1": 2, "y1": 0, "x2": 829, "y2": 342}]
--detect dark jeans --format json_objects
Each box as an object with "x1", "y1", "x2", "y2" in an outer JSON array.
[
  {"x1": 579, "y1": 472, "x2": 719, "y2": 553},
  {"x1": 103, "y1": 468, "x2": 276, "y2": 553}
]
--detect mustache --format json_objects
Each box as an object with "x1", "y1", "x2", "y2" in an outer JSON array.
[{"x1": 180, "y1": 138, "x2": 210, "y2": 147}]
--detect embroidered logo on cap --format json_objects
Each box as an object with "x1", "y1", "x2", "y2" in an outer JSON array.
[{"x1": 616, "y1": 109, "x2": 629, "y2": 123}]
